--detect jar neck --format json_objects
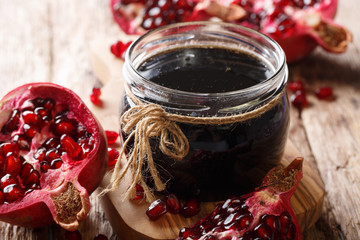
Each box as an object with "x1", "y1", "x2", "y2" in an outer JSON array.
[{"x1": 123, "y1": 22, "x2": 287, "y2": 117}]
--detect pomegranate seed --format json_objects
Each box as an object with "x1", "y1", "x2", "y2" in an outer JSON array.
[
  {"x1": 3, "y1": 184, "x2": 24, "y2": 202},
  {"x1": 287, "y1": 222, "x2": 297, "y2": 239},
  {"x1": 12, "y1": 134, "x2": 30, "y2": 151},
  {"x1": 315, "y1": 86, "x2": 334, "y2": 100},
  {"x1": 0, "y1": 191, "x2": 4, "y2": 204},
  {"x1": 93, "y1": 234, "x2": 108, "y2": 240},
  {"x1": 23, "y1": 169, "x2": 40, "y2": 187},
  {"x1": 1, "y1": 174, "x2": 19, "y2": 189},
  {"x1": 90, "y1": 87, "x2": 102, "y2": 106},
  {"x1": 261, "y1": 214, "x2": 281, "y2": 232},
  {"x1": 203, "y1": 235, "x2": 217, "y2": 240},
  {"x1": 254, "y1": 222, "x2": 274, "y2": 239},
  {"x1": 1, "y1": 109, "x2": 20, "y2": 134},
  {"x1": 105, "y1": 130, "x2": 119, "y2": 144},
  {"x1": 6, "y1": 154, "x2": 21, "y2": 176},
  {"x1": 179, "y1": 227, "x2": 198, "y2": 238},
  {"x1": 20, "y1": 162, "x2": 33, "y2": 179},
  {"x1": 237, "y1": 213, "x2": 254, "y2": 229},
  {"x1": 146, "y1": 198, "x2": 168, "y2": 221},
  {"x1": 110, "y1": 41, "x2": 132, "y2": 59},
  {"x1": 279, "y1": 211, "x2": 292, "y2": 235},
  {"x1": 50, "y1": 159, "x2": 63, "y2": 169},
  {"x1": 34, "y1": 107, "x2": 52, "y2": 122},
  {"x1": 108, "y1": 148, "x2": 120, "y2": 167},
  {"x1": 54, "y1": 117, "x2": 77, "y2": 136},
  {"x1": 166, "y1": 193, "x2": 181, "y2": 214},
  {"x1": 64, "y1": 230, "x2": 82, "y2": 240},
  {"x1": 287, "y1": 81, "x2": 305, "y2": 92},
  {"x1": 34, "y1": 147, "x2": 46, "y2": 161},
  {"x1": 22, "y1": 110, "x2": 42, "y2": 126},
  {"x1": 181, "y1": 198, "x2": 201, "y2": 218},
  {"x1": 23, "y1": 123, "x2": 39, "y2": 138},
  {"x1": 290, "y1": 90, "x2": 309, "y2": 109},
  {"x1": 43, "y1": 137, "x2": 60, "y2": 149},
  {"x1": 46, "y1": 148, "x2": 62, "y2": 161},
  {"x1": 133, "y1": 183, "x2": 145, "y2": 200},
  {"x1": 0, "y1": 142, "x2": 18, "y2": 156},
  {"x1": 40, "y1": 161, "x2": 49, "y2": 173},
  {"x1": 61, "y1": 135, "x2": 81, "y2": 158}
]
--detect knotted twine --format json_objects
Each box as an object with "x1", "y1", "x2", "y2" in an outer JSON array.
[{"x1": 103, "y1": 86, "x2": 284, "y2": 202}]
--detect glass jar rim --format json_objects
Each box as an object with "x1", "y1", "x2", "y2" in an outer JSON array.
[{"x1": 124, "y1": 21, "x2": 287, "y2": 100}]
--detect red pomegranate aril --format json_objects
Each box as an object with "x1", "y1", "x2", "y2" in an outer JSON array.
[
  {"x1": 315, "y1": 86, "x2": 334, "y2": 100},
  {"x1": 34, "y1": 147, "x2": 46, "y2": 162},
  {"x1": 261, "y1": 214, "x2": 281, "y2": 232},
  {"x1": 105, "y1": 130, "x2": 119, "y2": 144},
  {"x1": 238, "y1": 213, "x2": 254, "y2": 229},
  {"x1": 181, "y1": 198, "x2": 201, "y2": 218},
  {"x1": 1, "y1": 174, "x2": 19, "y2": 189},
  {"x1": 179, "y1": 227, "x2": 198, "y2": 239},
  {"x1": 254, "y1": 222, "x2": 274, "y2": 239},
  {"x1": 0, "y1": 142, "x2": 18, "y2": 156},
  {"x1": 108, "y1": 148, "x2": 119, "y2": 167},
  {"x1": 3, "y1": 184, "x2": 24, "y2": 203},
  {"x1": 94, "y1": 234, "x2": 108, "y2": 240},
  {"x1": 6, "y1": 154, "x2": 21, "y2": 176},
  {"x1": 20, "y1": 162, "x2": 33, "y2": 179},
  {"x1": 23, "y1": 169, "x2": 40, "y2": 187},
  {"x1": 43, "y1": 137, "x2": 60, "y2": 149},
  {"x1": 287, "y1": 81, "x2": 305, "y2": 92},
  {"x1": 34, "y1": 107, "x2": 52, "y2": 122},
  {"x1": 40, "y1": 161, "x2": 49, "y2": 173},
  {"x1": 23, "y1": 124, "x2": 39, "y2": 139},
  {"x1": 290, "y1": 90, "x2": 309, "y2": 109},
  {"x1": 64, "y1": 229, "x2": 82, "y2": 240},
  {"x1": 146, "y1": 198, "x2": 168, "y2": 221},
  {"x1": 1, "y1": 109, "x2": 20, "y2": 134},
  {"x1": 279, "y1": 211, "x2": 292, "y2": 235},
  {"x1": 133, "y1": 183, "x2": 145, "y2": 200},
  {"x1": 22, "y1": 110, "x2": 42, "y2": 126},
  {"x1": 50, "y1": 158, "x2": 63, "y2": 169},
  {"x1": 12, "y1": 134, "x2": 30, "y2": 151},
  {"x1": 46, "y1": 148, "x2": 62, "y2": 161},
  {"x1": 61, "y1": 135, "x2": 81, "y2": 158},
  {"x1": 54, "y1": 118, "x2": 77, "y2": 136},
  {"x1": 166, "y1": 193, "x2": 181, "y2": 214},
  {"x1": 0, "y1": 191, "x2": 4, "y2": 204},
  {"x1": 90, "y1": 93, "x2": 102, "y2": 106}
]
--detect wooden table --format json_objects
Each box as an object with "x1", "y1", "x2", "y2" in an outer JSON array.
[{"x1": 0, "y1": 0, "x2": 359, "y2": 239}]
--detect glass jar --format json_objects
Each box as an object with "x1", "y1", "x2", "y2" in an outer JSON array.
[{"x1": 121, "y1": 21, "x2": 289, "y2": 201}]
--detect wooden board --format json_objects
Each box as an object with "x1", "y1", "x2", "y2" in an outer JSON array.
[{"x1": 88, "y1": 79, "x2": 324, "y2": 240}]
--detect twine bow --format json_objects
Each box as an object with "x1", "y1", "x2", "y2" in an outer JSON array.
[{"x1": 109, "y1": 104, "x2": 189, "y2": 202}]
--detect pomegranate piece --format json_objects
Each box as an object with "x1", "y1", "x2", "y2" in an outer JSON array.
[
  {"x1": 90, "y1": 87, "x2": 102, "y2": 106},
  {"x1": 177, "y1": 158, "x2": 303, "y2": 240},
  {"x1": 110, "y1": 41, "x2": 132, "y2": 59},
  {"x1": 0, "y1": 83, "x2": 108, "y2": 231},
  {"x1": 166, "y1": 193, "x2": 181, "y2": 214},
  {"x1": 181, "y1": 198, "x2": 201, "y2": 218},
  {"x1": 133, "y1": 183, "x2": 145, "y2": 200},
  {"x1": 105, "y1": 130, "x2": 119, "y2": 144},
  {"x1": 315, "y1": 86, "x2": 334, "y2": 100},
  {"x1": 111, "y1": 0, "x2": 352, "y2": 62},
  {"x1": 107, "y1": 147, "x2": 120, "y2": 167},
  {"x1": 290, "y1": 90, "x2": 309, "y2": 110},
  {"x1": 146, "y1": 198, "x2": 168, "y2": 220}
]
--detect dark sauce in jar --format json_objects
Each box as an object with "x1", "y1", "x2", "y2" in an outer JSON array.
[{"x1": 122, "y1": 47, "x2": 289, "y2": 201}]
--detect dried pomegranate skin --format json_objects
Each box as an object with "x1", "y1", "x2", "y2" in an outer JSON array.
[
  {"x1": 0, "y1": 83, "x2": 108, "y2": 230},
  {"x1": 177, "y1": 158, "x2": 303, "y2": 240}
]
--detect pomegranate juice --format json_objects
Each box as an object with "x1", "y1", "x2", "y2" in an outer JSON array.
[{"x1": 122, "y1": 47, "x2": 289, "y2": 201}]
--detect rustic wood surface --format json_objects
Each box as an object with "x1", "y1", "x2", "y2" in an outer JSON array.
[{"x1": 0, "y1": 0, "x2": 359, "y2": 240}]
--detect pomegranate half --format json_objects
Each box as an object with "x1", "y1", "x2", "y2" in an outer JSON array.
[
  {"x1": 177, "y1": 158, "x2": 303, "y2": 240},
  {"x1": 0, "y1": 83, "x2": 108, "y2": 231},
  {"x1": 111, "y1": 0, "x2": 352, "y2": 62}
]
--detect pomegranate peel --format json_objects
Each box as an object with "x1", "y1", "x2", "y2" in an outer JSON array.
[
  {"x1": 111, "y1": 0, "x2": 352, "y2": 62},
  {"x1": 0, "y1": 83, "x2": 108, "y2": 230},
  {"x1": 177, "y1": 158, "x2": 303, "y2": 240}
]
